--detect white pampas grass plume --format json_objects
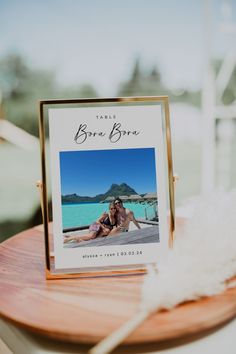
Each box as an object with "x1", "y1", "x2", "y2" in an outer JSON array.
[
  {"x1": 89, "y1": 190, "x2": 236, "y2": 354},
  {"x1": 142, "y1": 190, "x2": 236, "y2": 313}
]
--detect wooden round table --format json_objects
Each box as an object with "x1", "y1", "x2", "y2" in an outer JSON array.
[{"x1": 0, "y1": 224, "x2": 236, "y2": 345}]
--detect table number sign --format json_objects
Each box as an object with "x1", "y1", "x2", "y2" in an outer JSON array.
[{"x1": 38, "y1": 97, "x2": 175, "y2": 279}]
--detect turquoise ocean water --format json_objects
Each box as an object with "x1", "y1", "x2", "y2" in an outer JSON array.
[{"x1": 62, "y1": 202, "x2": 157, "y2": 229}]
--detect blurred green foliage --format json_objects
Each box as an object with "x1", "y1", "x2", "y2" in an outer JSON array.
[
  {"x1": 0, "y1": 53, "x2": 98, "y2": 136},
  {"x1": 117, "y1": 58, "x2": 201, "y2": 106}
]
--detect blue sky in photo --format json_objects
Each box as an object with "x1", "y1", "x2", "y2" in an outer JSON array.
[
  {"x1": 1, "y1": 0, "x2": 234, "y2": 95},
  {"x1": 60, "y1": 148, "x2": 157, "y2": 196}
]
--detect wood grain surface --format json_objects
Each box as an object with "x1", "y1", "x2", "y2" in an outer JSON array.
[{"x1": 0, "y1": 224, "x2": 236, "y2": 344}]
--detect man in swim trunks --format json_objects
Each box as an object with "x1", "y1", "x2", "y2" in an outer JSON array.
[{"x1": 109, "y1": 197, "x2": 141, "y2": 235}]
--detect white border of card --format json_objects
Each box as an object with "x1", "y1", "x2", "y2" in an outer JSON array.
[{"x1": 38, "y1": 97, "x2": 175, "y2": 279}]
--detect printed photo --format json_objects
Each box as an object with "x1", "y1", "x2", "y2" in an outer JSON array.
[
  {"x1": 60, "y1": 148, "x2": 159, "y2": 248},
  {"x1": 40, "y1": 98, "x2": 173, "y2": 275}
]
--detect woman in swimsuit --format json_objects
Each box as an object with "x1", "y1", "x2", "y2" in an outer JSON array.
[{"x1": 64, "y1": 202, "x2": 117, "y2": 243}]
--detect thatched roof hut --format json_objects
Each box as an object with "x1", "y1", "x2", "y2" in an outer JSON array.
[
  {"x1": 119, "y1": 195, "x2": 129, "y2": 202},
  {"x1": 143, "y1": 192, "x2": 157, "y2": 200},
  {"x1": 127, "y1": 194, "x2": 143, "y2": 202}
]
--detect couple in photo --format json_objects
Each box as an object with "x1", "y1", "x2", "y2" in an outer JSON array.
[{"x1": 64, "y1": 198, "x2": 141, "y2": 244}]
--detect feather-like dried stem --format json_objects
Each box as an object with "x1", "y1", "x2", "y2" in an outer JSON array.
[{"x1": 88, "y1": 309, "x2": 150, "y2": 354}]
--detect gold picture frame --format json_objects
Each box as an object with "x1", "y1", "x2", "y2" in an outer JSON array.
[{"x1": 38, "y1": 96, "x2": 175, "y2": 279}]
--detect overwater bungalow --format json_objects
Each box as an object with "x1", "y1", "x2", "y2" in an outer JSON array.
[
  {"x1": 142, "y1": 193, "x2": 157, "y2": 206},
  {"x1": 143, "y1": 192, "x2": 157, "y2": 201},
  {"x1": 127, "y1": 194, "x2": 143, "y2": 203},
  {"x1": 101, "y1": 194, "x2": 144, "y2": 204},
  {"x1": 119, "y1": 195, "x2": 129, "y2": 202}
]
